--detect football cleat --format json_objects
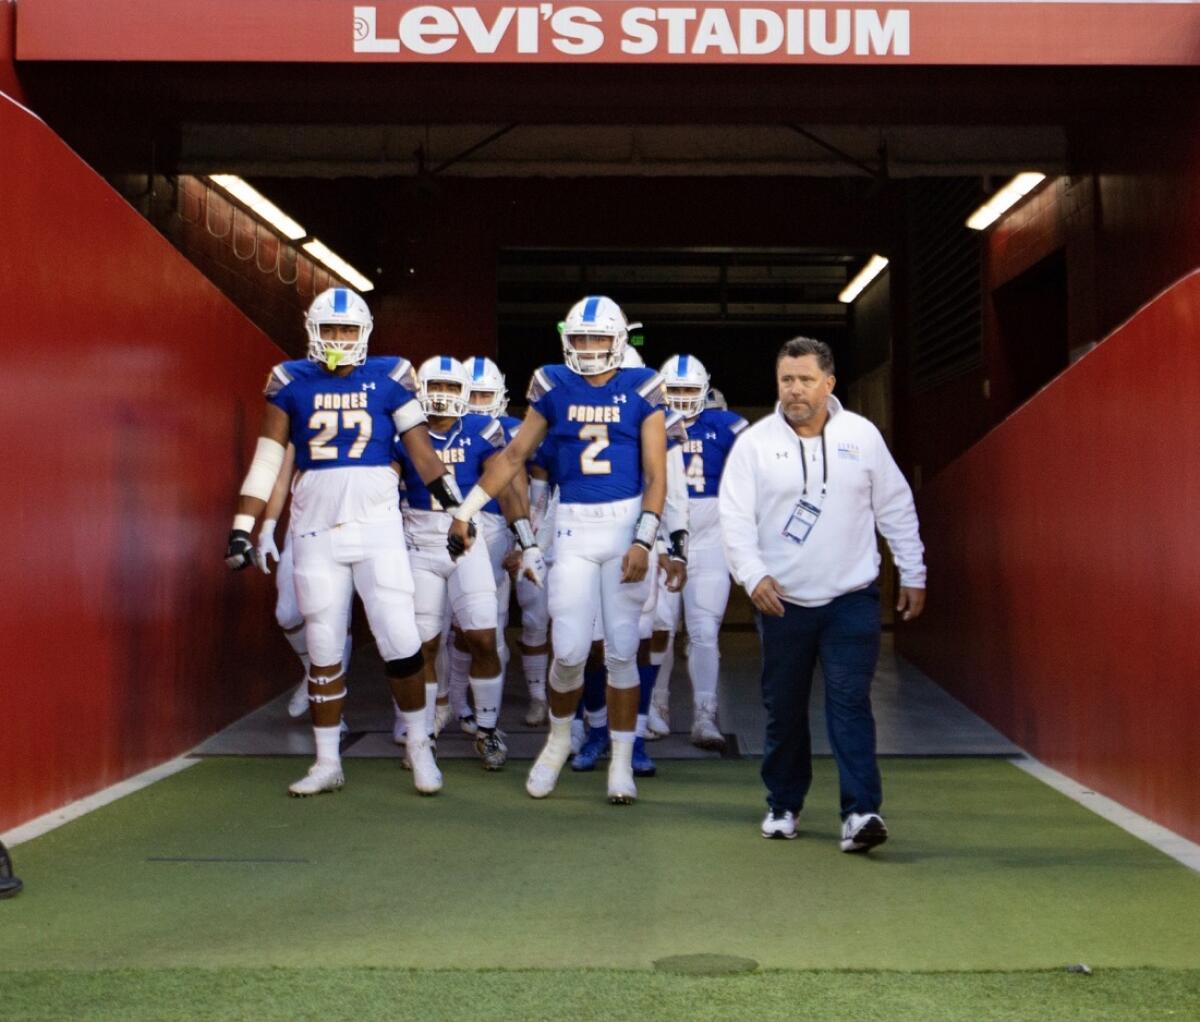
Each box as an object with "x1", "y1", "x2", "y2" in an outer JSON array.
[
  {"x1": 646, "y1": 697, "x2": 670, "y2": 740},
  {"x1": 524, "y1": 696, "x2": 548, "y2": 727},
  {"x1": 475, "y1": 729, "x2": 508, "y2": 771},
  {"x1": 407, "y1": 736, "x2": 443, "y2": 796},
  {"x1": 631, "y1": 736, "x2": 657, "y2": 777},
  {"x1": 840, "y1": 813, "x2": 889, "y2": 853},
  {"x1": 288, "y1": 761, "x2": 344, "y2": 797},
  {"x1": 458, "y1": 712, "x2": 479, "y2": 736},
  {"x1": 526, "y1": 733, "x2": 572, "y2": 799},
  {"x1": 0, "y1": 841, "x2": 22, "y2": 899},
  {"x1": 691, "y1": 699, "x2": 726, "y2": 753},
  {"x1": 762, "y1": 809, "x2": 798, "y2": 840},
  {"x1": 433, "y1": 701, "x2": 453, "y2": 736},
  {"x1": 287, "y1": 679, "x2": 310, "y2": 718},
  {"x1": 571, "y1": 725, "x2": 609, "y2": 771},
  {"x1": 607, "y1": 746, "x2": 638, "y2": 805}
]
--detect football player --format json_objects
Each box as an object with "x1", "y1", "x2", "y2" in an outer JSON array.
[
  {"x1": 652, "y1": 354, "x2": 748, "y2": 751},
  {"x1": 224, "y1": 287, "x2": 461, "y2": 798},
  {"x1": 447, "y1": 296, "x2": 667, "y2": 804},
  {"x1": 393, "y1": 356, "x2": 543, "y2": 770}
]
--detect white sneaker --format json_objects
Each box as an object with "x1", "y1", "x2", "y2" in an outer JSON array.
[
  {"x1": 288, "y1": 761, "x2": 344, "y2": 797},
  {"x1": 607, "y1": 753, "x2": 637, "y2": 805},
  {"x1": 407, "y1": 736, "x2": 442, "y2": 796},
  {"x1": 761, "y1": 808, "x2": 798, "y2": 840},
  {"x1": 524, "y1": 697, "x2": 548, "y2": 727},
  {"x1": 646, "y1": 697, "x2": 670, "y2": 740},
  {"x1": 690, "y1": 699, "x2": 726, "y2": 753},
  {"x1": 287, "y1": 680, "x2": 310, "y2": 719},
  {"x1": 433, "y1": 701, "x2": 453, "y2": 736},
  {"x1": 526, "y1": 735, "x2": 572, "y2": 799},
  {"x1": 840, "y1": 812, "x2": 888, "y2": 853},
  {"x1": 569, "y1": 717, "x2": 585, "y2": 756}
]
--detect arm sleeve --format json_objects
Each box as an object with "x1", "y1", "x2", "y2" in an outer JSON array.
[
  {"x1": 663, "y1": 445, "x2": 690, "y2": 535},
  {"x1": 868, "y1": 428, "x2": 927, "y2": 589},
  {"x1": 718, "y1": 433, "x2": 771, "y2": 597}
]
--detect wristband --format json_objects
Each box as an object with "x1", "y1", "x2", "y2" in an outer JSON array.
[
  {"x1": 632, "y1": 510, "x2": 661, "y2": 550},
  {"x1": 452, "y1": 483, "x2": 492, "y2": 523},
  {"x1": 233, "y1": 513, "x2": 256, "y2": 534},
  {"x1": 428, "y1": 472, "x2": 463, "y2": 509},
  {"x1": 511, "y1": 517, "x2": 537, "y2": 550},
  {"x1": 668, "y1": 529, "x2": 689, "y2": 564}
]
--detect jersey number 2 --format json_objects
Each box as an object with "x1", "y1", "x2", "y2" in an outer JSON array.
[
  {"x1": 308, "y1": 410, "x2": 372, "y2": 460},
  {"x1": 579, "y1": 424, "x2": 612, "y2": 475}
]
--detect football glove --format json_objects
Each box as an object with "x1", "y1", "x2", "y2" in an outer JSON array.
[{"x1": 224, "y1": 529, "x2": 256, "y2": 571}]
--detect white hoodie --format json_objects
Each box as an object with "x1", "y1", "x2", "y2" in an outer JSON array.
[{"x1": 718, "y1": 396, "x2": 925, "y2": 608}]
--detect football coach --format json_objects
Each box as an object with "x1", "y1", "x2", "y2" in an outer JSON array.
[{"x1": 718, "y1": 337, "x2": 926, "y2": 852}]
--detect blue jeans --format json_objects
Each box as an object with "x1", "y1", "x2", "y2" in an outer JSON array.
[{"x1": 757, "y1": 586, "x2": 882, "y2": 819}]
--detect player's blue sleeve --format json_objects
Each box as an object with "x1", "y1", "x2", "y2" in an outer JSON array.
[
  {"x1": 526, "y1": 367, "x2": 558, "y2": 423},
  {"x1": 264, "y1": 363, "x2": 295, "y2": 414}
]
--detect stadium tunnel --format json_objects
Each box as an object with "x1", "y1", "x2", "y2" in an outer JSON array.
[{"x1": 3, "y1": 0, "x2": 1200, "y2": 853}]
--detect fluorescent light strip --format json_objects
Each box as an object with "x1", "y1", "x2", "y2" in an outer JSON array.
[
  {"x1": 838, "y1": 254, "x2": 889, "y2": 304},
  {"x1": 966, "y1": 172, "x2": 1047, "y2": 231},
  {"x1": 303, "y1": 239, "x2": 375, "y2": 293},
  {"x1": 208, "y1": 174, "x2": 307, "y2": 241}
]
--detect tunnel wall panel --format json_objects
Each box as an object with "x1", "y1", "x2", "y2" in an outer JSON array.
[
  {"x1": 0, "y1": 95, "x2": 289, "y2": 833},
  {"x1": 0, "y1": 0, "x2": 24, "y2": 101},
  {"x1": 902, "y1": 270, "x2": 1200, "y2": 844}
]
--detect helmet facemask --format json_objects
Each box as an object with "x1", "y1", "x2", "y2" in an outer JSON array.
[
  {"x1": 666, "y1": 384, "x2": 707, "y2": 417},
  {"x1": 304, "y1": 288, "x2": 373, "y2": 371},
  {"x1": 562, "y1": 330, "x2": 625, "y2": 376},
  {"x1": 420, "y1": 378, "x2": 468, "y2": 418}
]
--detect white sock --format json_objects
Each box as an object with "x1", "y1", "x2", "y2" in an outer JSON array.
[
  {"x1": 636, "y1": 713, "x2": 648, "y2": 739},
  {"x1": 688, "y1": 643, "x2": 719, "y2": 704},
  {"x1": 469, "y1": 674, "x2": 504, "y2": 730},
  {"x1": 424, "y1": 682, "x2": 438, "y2": 735},
  {"x1": 586, "y1": 706, "x2": 608, "y2": 730},
  {"x1": 313, "y1": 725, "x2": 342, "y2": 766},
  {"x1": 523, "y1": 652, "x2": 548, "y2": 686},
  {"x1": 449, "y1": 644, "x2": 472, "y2": 717},
  {"x1": 527, "y1": 679, "x2": 547, "y2": 703},
  {"x1": 655, "y1": 635, "x2": 675, "y2": 700},
  {"x1": 548, "y1": 712, "x2": 573, "y2": 747},
  {"x1": 610, "y1": 730, "x2": 635, "y2": 751},
  {"x1": 403, "y1": 709, "x2": 429, "y2": 742}
]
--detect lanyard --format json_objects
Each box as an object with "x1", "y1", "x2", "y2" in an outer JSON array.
[{"x1": 798, "y1": 425, "x2": 828, "y2": 499}]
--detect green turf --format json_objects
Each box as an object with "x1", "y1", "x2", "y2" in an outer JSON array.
[
  {"x1": 2, "y1": 758, "x2": 1199, "y2": 975},
  {"x1": 4, "y1": 968, "x2": 1200, "y2": 1022}
]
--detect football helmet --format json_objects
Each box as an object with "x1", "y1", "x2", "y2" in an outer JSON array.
[
  {"x1": 561, "y1": 295, "x2": 637, "y2": 376},
  {"x1": 661, "y1": 354, "x2": 710, "y2": 417},
  {"x1": 463, "y1": 356, "x2": 508, "y2": 417},
  {"x1": 621, "y1": 346, "x2": 645, "y2": 368},
  {"x1": 417, "y1": 356, "x2": 470, "y2": 418},
  {"x1": 305, "y1": 287, "x2": 372, "y2": 371},
  {"x1": 705, "y1": 387, "x2": 728, "y2": 410}
]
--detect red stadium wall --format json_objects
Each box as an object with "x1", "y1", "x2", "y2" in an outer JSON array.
[
  {"x1": 902, "y1": 270, "x2": 1200, "y2": 844},
  {"x1": 0, "y1": 0, "x2": 25, "y2": 101},
  {"x1": 0, "y1": 95, "x2": 289, "y2": 833}
]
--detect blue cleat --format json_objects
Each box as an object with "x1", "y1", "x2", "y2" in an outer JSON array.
[
  {"x1": 632, "y1": 736, "x2": 657, "y2": 777},
  {"x1": 571, "y1": 725, "x2": 610, "y2": 771}
]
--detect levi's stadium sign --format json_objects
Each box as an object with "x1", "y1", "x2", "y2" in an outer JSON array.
[{"x1": 15, "y1": 1, "x2": 1200, "y2": 64}]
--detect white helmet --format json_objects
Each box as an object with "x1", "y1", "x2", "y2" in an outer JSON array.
[
  {"x1": 660, "y1": 354, "x2": 711, "y2": 417},
  {"x1": 705, "y1": 387, "x2": 728, "y2": 410},
  {"x1": 561, "y1": 295, "x2": 634, "y2": 376},
  {"x1": 305, "y1": 287, "x2": 372, "y2": 371},
  {"x1": 417, "y1": 355, "x2": 470, "y2": 418},
  {"x1": 621, "y1": 346, "x2": 645, "y2": 368},
  {"x1": 463, "y1": 356, "x2": 508, "y2": 417}
]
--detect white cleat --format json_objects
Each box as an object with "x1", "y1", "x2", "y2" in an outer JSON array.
[
  {"x1": 287, "y1": 680, "x2": 310, "y2": 719},
  {"x1": 288, "y1": 761, "x2": 344, "y2": 797},
  {"x1": 691, "y1": 700, "x2": 726, "y2": 753},
  {"x1": 646, "y1": 698, "x2": 670, "y2": 740},
  {"x1": 526, "y1": 736, "x2": 572, "y2": 799},
  {"x1": 433, "y1": 702, "x2": 453, "y2": 737},
  {"x1": 407, "y1": 736, "x2": 443, "y2": 796},
  {"x1": 524, "y1": 697, "x2": 548, "y2": 727},
  {"x1": 607, "y1": 759, "x2": 638, "y2": 805}
]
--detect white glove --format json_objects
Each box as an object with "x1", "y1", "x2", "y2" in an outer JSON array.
[
  {"x1": 521, "y1": 545, "x2": 546, "y2": 589},
  {"x1": 256, "y1": 518, "x2": 280, "y2": 575}
]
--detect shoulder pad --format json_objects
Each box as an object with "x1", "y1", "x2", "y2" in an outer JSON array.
[
  {"x1": 263, "y1": 363, "x2": 295, "y2": 400},
  {"x1": 526, "y1": 366, "x2": 557, "y2": 404},
  {"x1": 665, "y1": 410, "x2": 688, "y2": 444},
  {"x1": 386, "y1": 356, "x2": 418, "y2": 392},
  {"x1": 635, "y1": 369, "x2": 667, "y2": 406},
  {"x1": 478, "y1": 417, "x2": 506, "y2": 448}
]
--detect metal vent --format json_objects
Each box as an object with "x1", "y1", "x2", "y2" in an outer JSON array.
[{"x1": 907, "y1": 179, "x2": 984, "y2": 392}]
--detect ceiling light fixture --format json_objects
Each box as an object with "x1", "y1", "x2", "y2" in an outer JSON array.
[
  {"x1": 839, "y1": 255, "x2": 889, "y2": 304},
  {"x1": 966, "y1": 173, "x2": 1047, "y2": 231},
  {"x1": 207, "y1": 174, "x2": 307, "y2": 241},
  {"x1": 303, "y1": 239, "x2": 375, "y2": 293}
]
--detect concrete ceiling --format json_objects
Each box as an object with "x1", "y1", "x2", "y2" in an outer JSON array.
[{"x1": 179, "y1": 122, "x2": 1066, "y2": 179}]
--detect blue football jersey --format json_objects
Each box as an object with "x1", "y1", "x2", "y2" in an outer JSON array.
[
  {"x1": 679, "y1": 408, "x2": 748, "y2": 497},
  {"x1": 393, "y1": 413, "x2": 505, "y2": 511},
  {"x1": 527, "y1": 364, "x2": 666, "y2": 504},
  {"x1": 266, "y1": 357, "x2": 421, "y2": 472}
]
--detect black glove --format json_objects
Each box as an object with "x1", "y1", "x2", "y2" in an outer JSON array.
[
  {"x1": 224, "y1": 529, "x2": 256, "y2": 571},
  {"x1": 668, "y1": 529, "x2": 689, "y2": 564},
  {"x1": 447, "y1": 521, "x2": 476, "y2": 561}
]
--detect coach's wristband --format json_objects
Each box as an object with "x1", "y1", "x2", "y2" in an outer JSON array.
[
  {"x1": 511, "y1": 517, "x2": 537, "y2": 550},
  {"x1": 632, "y1": 510, "x2": 661, "y2": 550},
  {"x1": 452, "y1": 483, "x2": 491, "y2": 522}
]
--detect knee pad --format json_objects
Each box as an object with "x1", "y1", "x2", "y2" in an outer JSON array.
[
  {"x1": 386, "y1": 651, "x2": 424, "y2": 679},
  {"x1": 604, "y1": 655, "x2": 639, "y2": 690},
  {"x1": 688, "y1": 615, "x2": 721, "y2": 650},
  {"x1": 549, "y1": 658, "x2": 585, "y2": 693}
]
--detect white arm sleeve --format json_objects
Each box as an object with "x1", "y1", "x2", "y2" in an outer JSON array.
[
  {"x1": 663, "y1": 446, "x2": 690, "y2": 536},
  {"x1": 718, "y1": 435, "x2": 770, "y2": 597},
  {"x1": 239, "y1": 437, "x2": 286, "y2": 502}
]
